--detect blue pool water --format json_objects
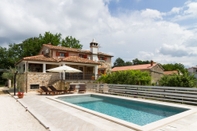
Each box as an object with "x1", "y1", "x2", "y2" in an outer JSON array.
[{"x1": 58, "y1": 94, "x2": 188, "y2": 126}]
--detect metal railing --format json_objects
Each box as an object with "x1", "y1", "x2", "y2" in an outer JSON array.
[
  {"x1": 91, "y1": 84, "x2": 197, "y2": 105},
  {"x1": 65, "y1": 73, "x2": 95, "y2": 80}
]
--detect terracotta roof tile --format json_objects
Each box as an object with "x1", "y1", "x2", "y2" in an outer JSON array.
[
  {"x1": 23, "y1": 55, "x2": 57, "y2": 62},
  {"x1": 112, "y1": 63, "x2": 157, "y2": 72},
  {"x1": 163, "y1": 70, "x2": 178, "y2": 75},
  {"x1": 43, "y1": 44, "x2": 90, "y2": 54},
  {"x1": 98, "y1": 52, "x2": 113, "y2": 57},
  {"x1": 43, "y1": 44, "x2": 113, "y2": 56},
  {"x1": 22, "y1": 55, "x2": 99, "y2": 65},
  {"x1": 62, "y1": 56, "x2": 100, "y2": 64}
]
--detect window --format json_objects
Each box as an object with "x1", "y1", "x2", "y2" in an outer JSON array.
[
  {"x1": 79, "y1": 54, "x2": 87, "y2": 58},
  {"x1": 56, "y1": 52, "x2": 69, "y2": 57},
  {"x1": 99, "y1": 56, "x2": 107, "y2": 61},
  {"x1": 30, "y1": 84, "x2": 39, "y2": 89},
  {"x1": 60, "y1": 53, "x2": 65, "y2": 57}
]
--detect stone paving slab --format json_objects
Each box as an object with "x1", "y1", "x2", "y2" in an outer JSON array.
[{"x1": 0, "y1": 93, "x2": 46, "y2": 131}]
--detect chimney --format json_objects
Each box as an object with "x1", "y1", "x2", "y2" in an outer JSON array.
[
  {"x1": 90, "y1": 39, "x2": 98, "y2": 61},
  {"x1": 150, "y1": 60, "x2": 153, "y2": 66}
]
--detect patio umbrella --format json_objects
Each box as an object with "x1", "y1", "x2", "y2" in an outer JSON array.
[
  {"x1": 47, "y1": 65, "x2": 82, "y2": 89},
  {"x1": 47, "y1": 65, "x2": 82, "y2": 73}
]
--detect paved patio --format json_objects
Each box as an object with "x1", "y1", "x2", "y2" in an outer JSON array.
[
  {"x1": 1, "y1": 87, "x2": 197, "y2": 131},
  {"x1": 0, "y1": 88, "x2": 46, "y2": 131}
]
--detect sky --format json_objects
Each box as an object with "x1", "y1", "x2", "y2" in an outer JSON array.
[{"x1": 0, "y1": 0, "x2": 197, "y2": 68}]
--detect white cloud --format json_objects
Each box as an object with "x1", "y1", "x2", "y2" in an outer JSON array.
[
  {"x1": 170, "y1": 7, "x2": 182, "y2": 14},
  {"x1": 170, "y1": 1, "x2": 197, "y2": 22},
  {"x1": 159, "y1": 44, "x2": 189, "y2": 57},
  {"x1": 141, "y1": 9, "x2": 163, "y2": 20},
  {"x1": 183, "y1": 2, "x2": 197, "y2": 17},
  {"x1": 0, "y1": 0, "x2": 197, "y2": 67}
]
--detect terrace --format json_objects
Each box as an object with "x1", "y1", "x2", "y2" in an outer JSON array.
[{"x1": 10, "y1": 84, "x2": 197, "y2": 131}]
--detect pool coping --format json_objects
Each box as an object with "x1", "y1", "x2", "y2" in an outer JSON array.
[{"x1": 47, "y1": 93, "x2": 197, "y2": 131}]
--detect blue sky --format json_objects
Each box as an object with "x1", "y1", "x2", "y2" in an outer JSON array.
[
  {"x1": 0, "y1": 0, "x2": 197, "y2": 67},
  {"x1": 108, "y1": 0, "x2": 186, "y2": 13}
]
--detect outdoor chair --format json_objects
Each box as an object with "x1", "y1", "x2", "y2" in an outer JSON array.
[
  {"x1": 68, "y1": 85, "x2": 75, "y2": 93},
  {"x1": 39, "y1": 86, "x2": 56, "y2": 95},
  {"x1": 48, "y1": 85, "x2": 67, "y2": 94},
  {"x1": 78, "y1": 84, "x2": 86, "y2": 93}
]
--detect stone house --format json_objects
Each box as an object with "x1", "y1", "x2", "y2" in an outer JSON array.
[
  {"x1": 111, "y1": 61, "x2": 164, "y2": 84},
  {"x1": 16, "y1": 40, "x2": 113, "y2": 92},
  {"x1": 188, "y1": 66, "x2": 197, "y2": 78}
]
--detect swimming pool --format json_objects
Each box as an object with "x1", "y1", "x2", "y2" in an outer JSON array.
[
  {"x1": 52, "y1": 94, "x2": 193, "y2": 130},
  {"x1": 57, "y1": 94, "x2": 188, "y2": 124}
]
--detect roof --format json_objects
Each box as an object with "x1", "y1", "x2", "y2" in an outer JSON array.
[
  {"x1": 163, "y1": 70, "x2": 179, "y2": 75},
  {"x1": 111, "y1": 63, "x2": 158, "y2": 72},
  {"x1": 61, "y1": 56, "x2": 99, "y2": 64},
  {"x1": 43, "y1": 44, "x2": 90, "y2": 53},
  {"x1": 19, "y1": 55, "x2": 100, "y2": 65},
  {"x1": 188, "y1": 67, "x2": 197, "y2": 69},
  {"x1": 43, "y1": 44, "x2": 113, "y2": 57},
  {"x1": 23, "y1": 55, "x2": 57, "y2": 62},
  {"x1": 98, "y1": 52, "x2": 113, "y2": 57}
]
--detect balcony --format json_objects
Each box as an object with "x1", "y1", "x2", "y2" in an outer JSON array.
[{"x1": 65, "y1": 73, "x2": 94, "y2": 80}]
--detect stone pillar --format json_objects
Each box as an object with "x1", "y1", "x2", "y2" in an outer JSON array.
[
  {"x1": 62, "y1": 64, "x2": 65, "y2": 80},
  {"x1": 43, "y1": 63, "x2": 46, "y2": 73},
  {"x1": 94, "y1": 65, "x2": 98, "y2": 79},
  {"x1": 25, "y1": 62, "x2": 28, "y2": 72},
  {"x1": 8, "y1": 80, "x2": 11, "y2": 88}
]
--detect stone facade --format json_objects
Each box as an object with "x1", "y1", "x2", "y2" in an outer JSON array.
[
  {"x1": 150, "y1": 64, "x2": 164, "y2": 84},
  {"x1": 17, "y1": 72, "x2": 60, "y2": 92}
]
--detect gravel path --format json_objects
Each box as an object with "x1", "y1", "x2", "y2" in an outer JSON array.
[{"x1": 0, "y1": 88, "x2": 47, "y2": 131}]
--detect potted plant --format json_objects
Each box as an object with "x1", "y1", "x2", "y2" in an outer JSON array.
[
  {"x1": 91, "y1": 74, "x2": 95, "y2": 80},
  {"x1": 17, "y1": 91, "x2": 24, "y2": 98}
]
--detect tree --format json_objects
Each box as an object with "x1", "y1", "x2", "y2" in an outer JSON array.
[
  {"x1": 132, "y1": 58, "x2": 150, "y2": 65},
  {"x1": 21, "y1": 37, "x2": 42, "y2": 57},
  {"x1": 39, "y1": 32, "x2": 61, "y2": 46},
  {"x1": 162, "y1": 63, "x2": 187, "y2": 74},
  {"x1": 125, "y1": 61, "x2": 132, "y2": 66},
  {"x1": 159, "y1": 74, "x2": 196, "y2": 87},
  {"x1": 2, "y1": 67, "x2": 17, "y2": 87},
  {"x1": 97, "y1": 70, "x2": 151, "y2": 85},
  {"x1": 113, "y1": 58, "x2": 151, "y2": 67},
  {"x1": 0, "y1": 32, "x2": 83, "y2": 68},
  {"x1": 113, "y1": 57, "x2": 125, "y2": 67},
  {"x1": 61, "y1": 36, "x2": 82, "y2": 49},
  {"x1": 0, "y1": 47, "x2": 10, "y2": 68}
]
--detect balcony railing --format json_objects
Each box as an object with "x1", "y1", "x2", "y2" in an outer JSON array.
[{"x1": 65, "y1": 73, "x2": 95, "y2": 80}]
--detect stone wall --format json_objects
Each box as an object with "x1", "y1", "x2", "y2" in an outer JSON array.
[
  {"x1": 150, "y1": 65, "x2": 164, "y2": 84},
  {"x1": 17, "y1": 72, "x2": 97, "y2": 92},
  {"x1": 17, "y1": 72, "x2": 60, "y2": 92}
]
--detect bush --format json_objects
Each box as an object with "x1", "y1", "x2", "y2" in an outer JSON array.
[
  {"x1": 159, "y1": 74, "x2": 196, "y2": 87},
  {"x1": 97, "y1": 70, "x2": 151, "y2": 85}
]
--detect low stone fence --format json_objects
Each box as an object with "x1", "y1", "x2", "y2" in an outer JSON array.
[{"x1": 89, "y1": 84, "x2": 197, "y2": 105}]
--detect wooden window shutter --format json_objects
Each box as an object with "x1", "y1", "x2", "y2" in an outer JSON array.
[
  {"x1": 56, "y1": 52, "x2": 60, "y2": 56},
  {"x1": 84, "y1": 54, "x2": 87, "y2": 58},
  {"x1": 66, "y1": 52, "x2": 69, "y2": 57}
]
